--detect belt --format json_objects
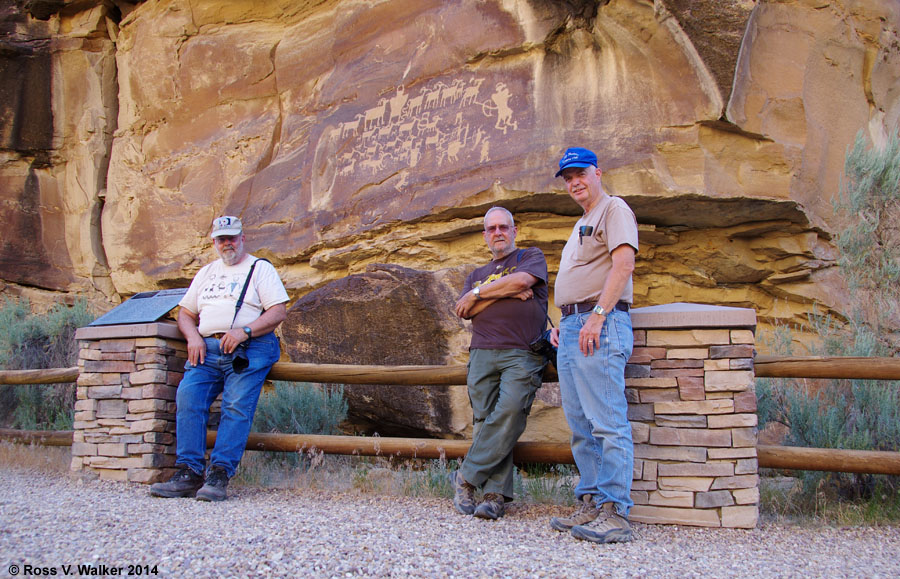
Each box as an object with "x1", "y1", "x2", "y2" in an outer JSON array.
[
  {"x1": 207, "y1": 332, "x2": 227, "y2": 340},
  {"x1": 560, "y1": 300, "x2": 630, "y2": 317}
]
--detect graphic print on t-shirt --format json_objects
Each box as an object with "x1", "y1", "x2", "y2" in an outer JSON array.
[
  {"x1": 198, "y1": 270, "x2": 247, "y2": 302},
  {"x1": 474, "y1": 265, "x2": 517, "y2": 288}
]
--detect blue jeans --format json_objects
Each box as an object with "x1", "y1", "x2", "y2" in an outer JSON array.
[
  {"x1": 175, "y1": 332, "x2": 281, "y2": 478},
  {"x1": 557, "y1": 309, "x2": 634, "y2": 516},
  {"x1": 461, "y1": 349, "x2": 545, "y2": 499}
]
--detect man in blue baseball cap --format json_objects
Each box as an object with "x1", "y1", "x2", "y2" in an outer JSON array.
[
  {"x1": 554, "y1": 147, "x2": 598, "y2": 177},
  {"x1": 548, "y1": 147, "x2": 639, "y2": 544}
]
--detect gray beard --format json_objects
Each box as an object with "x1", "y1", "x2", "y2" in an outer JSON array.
[
  {"x1": 218, "y1": 248, "x2": 243, "y2": 266},
  {"x1": 491, "y1": 244, "x2": 516, "y2": 261}
]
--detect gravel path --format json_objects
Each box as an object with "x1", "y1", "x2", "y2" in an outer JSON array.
[{"x1": 1, "y1": 469, "x2": 899, "y2": 578}]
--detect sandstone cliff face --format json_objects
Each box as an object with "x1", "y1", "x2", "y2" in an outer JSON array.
[{"x1": 2, "y1": 0, "x2": 899, "y2": 346}]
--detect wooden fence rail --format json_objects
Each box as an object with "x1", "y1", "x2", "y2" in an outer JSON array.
[
  {"x1": 0, "y1": 428, "x2": 73, "y2": 447},
  {"x1": 2, "y1": 355, "x2": 900, "y2": 386},
  {"x1": 0, "y1": 367, "x2": 79, "y2": 384},
  {"x1": 753, "y1": 356, "x2": 900, "y2": 380},
  {"x1": 2, "y1": 356, "x2": 899, "y2": 475},
  {"x1": 3, "y1": 428, "x2": 900, "y2": 476}
]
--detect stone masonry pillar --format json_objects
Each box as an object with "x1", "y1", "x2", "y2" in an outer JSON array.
[
  {"x1": 626, "y1": 303, "x2": 758, "y2": 528},
  {"x1": 71, "y1": 322, "x2": 186, "y2": 483}
]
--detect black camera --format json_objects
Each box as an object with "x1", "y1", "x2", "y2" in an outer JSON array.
[
  {"x1": 529, "y1": 329, "x2": 558, "y2": 369},
  {"x1": 231, "y1": 343, "x2": 250, "y2": 373}
]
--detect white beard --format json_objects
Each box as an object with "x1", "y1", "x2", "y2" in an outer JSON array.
[{"x1": 216, "y1": 241, "x2": 244, "y2": 266}]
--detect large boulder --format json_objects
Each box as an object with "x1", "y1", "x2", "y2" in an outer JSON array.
[
  {"x1": 281, "y1": 262, "x2": 569, "y2": 440},
  {"x1": 281, "y1": 263, "x2": 473, "y2": 437}
]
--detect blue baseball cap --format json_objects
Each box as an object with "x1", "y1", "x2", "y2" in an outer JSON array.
[{"x1": 555, "y1": 147, "x2": 598, "y2": 177}]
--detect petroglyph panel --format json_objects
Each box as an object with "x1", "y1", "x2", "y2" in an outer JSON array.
[{"x1": 314, "y1": 74, "x2": 530, "y2": 197}]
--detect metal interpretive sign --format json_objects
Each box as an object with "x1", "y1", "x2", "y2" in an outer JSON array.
[{"x1": 89, "y1": 288, "x2": 188, "y2": 326}]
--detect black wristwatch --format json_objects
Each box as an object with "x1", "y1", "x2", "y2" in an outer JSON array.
[{"x1": 242, "y1": 326, "x2": 252, "y2": 339}]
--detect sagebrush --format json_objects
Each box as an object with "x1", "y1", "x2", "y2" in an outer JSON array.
[
  {"x1": 757, "y1": 130, "x2": 900, "y2": 519},
  {"x1": 0, "y1": 298, "x2": 94, "y2": 430}
]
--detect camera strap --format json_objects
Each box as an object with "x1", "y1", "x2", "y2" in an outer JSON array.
[
  {"x1": 516, "y1": 248, "x2": 554, "y2": 332},
  {"x1": 229, "y1": 258, "x2": 270, "y2": 332}
]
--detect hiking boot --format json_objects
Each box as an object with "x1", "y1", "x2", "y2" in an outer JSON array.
[
  {"x1": 195, "y1": 465, "x2": 229, "y2": 502},
  {"x1": 451, "y1": 470, "x2": 476, "y2": 515},
  {"x1": 550, "y1": 494, "x2": 598, "y2": 532},
  {"x1": 571, "y1": 501, "x2": 633, "y2": 544},
  {"x1": 473, "y1": 493, "x2": 506, "y2": 520},
  {"x1": 149, "y1": 466, "x2": 204, "y2": 498}
]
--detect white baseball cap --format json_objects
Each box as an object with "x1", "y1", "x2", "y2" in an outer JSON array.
[{"x1": 210, "y1": 216, "x2": 243, "y2": 238}]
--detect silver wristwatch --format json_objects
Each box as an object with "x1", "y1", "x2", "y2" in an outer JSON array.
[
  {"x1": 592, "y1": 304, "x2": 607, "y2": 317},
  {"x1": 473, "y1": 286, "x2": 482, "y2": 300}
]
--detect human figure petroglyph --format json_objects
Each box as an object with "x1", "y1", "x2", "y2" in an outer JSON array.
[
  {"x1": 394, "y1": 171, "x2": 409, "y2": 192},
  {"x1": 388, "y1": 86, "x2": 409, "y2": 124},
  {"x1": 408, "y1": 141, "x2": 421, "y2": 167},
  {"x1": 487, "y1": 82, "x2": 517, "y2": 134},
  {"x1": 473, "y1": 127, "x2": 486, "y2": 147}
]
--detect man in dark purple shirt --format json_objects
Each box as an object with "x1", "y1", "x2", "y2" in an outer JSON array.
[{"x1": 451, "y1": 207, "x2": 549, "y2": 519}]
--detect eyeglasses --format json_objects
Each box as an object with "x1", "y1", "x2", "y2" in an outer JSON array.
[{"x1": 485, "y1": 224, "x2": 512, "y2": 234}]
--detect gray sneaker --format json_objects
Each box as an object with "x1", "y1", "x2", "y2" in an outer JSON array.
[
  {"x1": 571, "y1": 501, "x2": 633, "y2": 544},
  {"x1": 196, "y1": 465, "x2": 229, "y2": 502},
  {"x1": 550, "y1": 494, "x2": 598, "y2": 531},
  {"x1": 473, "y1": 493, "x2": 505, "y2": 520},
  {"x1": 451, "y1": 470, "x2": 476, "y2": 515},
  {"x1": 149, "y1": 466, "x2": 204, "y2": 498}
]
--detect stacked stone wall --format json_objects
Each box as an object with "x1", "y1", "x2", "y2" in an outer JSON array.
[
  {"x1": 71, "y1": 324, "x2": 186, "y2": 483},
  {"x1": 627, "y1": 305, "x2": 758, "y2": 528}
]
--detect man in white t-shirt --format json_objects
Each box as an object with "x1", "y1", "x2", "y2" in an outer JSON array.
[{"x1": 150, "y1": 216, "x2": 289, "y2": 502}]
